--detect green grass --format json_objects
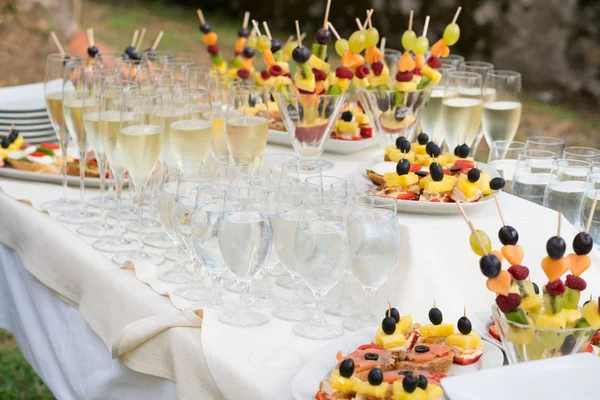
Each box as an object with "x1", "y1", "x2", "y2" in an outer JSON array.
[{"x1": 0, "y1": 330, "x2": 55, "y2": 400}]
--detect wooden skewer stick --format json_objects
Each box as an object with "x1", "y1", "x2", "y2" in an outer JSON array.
[
  {"x1": 196, "y1": 9, "x2": 205, "y2": 24},
  {"x1": 252, "y1": 20, "x2": 262, "y2": 36},
  {"x1": 558, "y1": 212, "x2": 562, "y2": 237},
  {"x1": 90, "y1": 28, "x2": 95, "y2": 47},
  {"x1": 433, "y1": 298, "x2": 437, "y2": 308},
  {"x1": 327, "y1": 22, "x2": 341, "y2": 40},
  {"x1": 262, "y1": 21, "x2": 272, "y2": 40},
  {"x1": 9, "y1": 122, "x2": 15, "y2": 132},
  {"x1": 151, "y1": 31, "x2": 164, "y2": 50},
  {"x1": 586, "y1": 192, "x2": 598, "y2": 234},
  {"x1": 300, "y1": 32, "x2": 306, "y2": 41},
  {"x1": 452, "y1": 7, "x2": 462, "y2": 24},
  {"x1": 355, "y1": 18, "x2": 364, "y2": 31},
  {"x1": 457, "y1": 202, "x2": 488, "y2": 255},
  {"x1": 368, "y1": 9, "x2": 374, "y2": 30},
  {"x1": 295, "y1": 20, "x2": 302, "y2": 48},
  {"x1": 387, "y1": 299, "x2": 392, "y2": 317},
  {"x1": 323, "y1": 0, "x2": 332, "y2": 30},
  {"x1": 242, "y1": 11, "x2": 250, "y2": 29},
  {"x1": 493, "y1": 194, "x2": 507, "y2": 227},
  {"x1": 380, "y1": 37, "x2": 386, "y2": 54},
  {"x1": 284, "y1": 35, "x2": 294, "y2": 46},
  {"x1": 408, "y1": 10, "x2": 414, "y2": 31},
  {"x1": 464, "y1": 306, "x2": 467, "y2": 317},
  {"x1": 422, "y1": 15, "x2": 430, "y2": 37},
  {"x1": 130, "y1": 29, "x2": 139, "y2": 47},
  {"x1": 50, "y1": 31, "x2": 65, "y2": 56},
  {"x1": 137, "y1": 28, "x2": 146, "y2": 50}
]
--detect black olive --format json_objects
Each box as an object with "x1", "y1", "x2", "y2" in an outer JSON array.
[
  {"x1": 429, "y1": 162, "x2": 444, "y2": 182},
  {"x1": 414, "y1": 345, "x2": 430, "y2": 353},
  {"x1": 457, "y1": 144, "x2": 470, "y2": 158},
  {"x1": 402, "y1": 375, "x2": 418, "y2": 393},
  {"x1": 467, "y1": 168, "x2": 480, "y2": 183},
  {"x1": 8, "y1": 129, "x2": 19, "y2": 142},
  {"x1": 339, "y1": 358, "x2": 354, "y2": 378},
  {"x1": 382, "y1": 316, "x2": 397, "y2": 334},
  {"x1": 417, "y1": 133, "x2": 429, "y2": 145},
  {"x1": 428, "y1": 307, "x2": 443, "y2": 325},
  {"x1": 341, "y1": 111, "x2": 353, "y2": 122},
  {"x1": 364, "y1": 352, "x2": 379, "y2": 361},
  {"x1": 368, "y1": 368, "x2": 383, "y2": 386},
  {"x1": 385, "y1": 307, "x2": 400, "y2": 323},
  {"x1": 490, "y1": 177, "x2": 506, "y2": 190},
  {"x1": 417, "y1": 374, "x2": 428, "y2": 390},
  {"x1": 396, "y1": 159, "x2": 411, "y2": 176},
  {"x1": 415, "y1": 170, "x2": 428, "y2": 178},
  {"x1": 457, "y1": 316, "x2": 472, "y2": 335},
  {"x1": 1, "y1": 137, "x2": 9, "y2": 149}
]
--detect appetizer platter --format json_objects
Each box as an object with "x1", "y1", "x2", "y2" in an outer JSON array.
[{"x1": 294, "y1": 303, "x2": 502, "y2": 400}]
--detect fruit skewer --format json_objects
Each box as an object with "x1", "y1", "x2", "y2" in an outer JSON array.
[
  {"x1": 197, "y1": 9, "x2": 226, "y2": 74},
  {"x1": 86, "y1": 28, "x2": 98, "y2": 66}
]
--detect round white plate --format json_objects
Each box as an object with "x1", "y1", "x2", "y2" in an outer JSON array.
[
  {"x1": 290, "y1": 327, "x2": 504, "y2": 400},
  {"x1": 268, "y1": 129, "x2": 378, "y2": 155},
  {"x1": 356, "y1": 158, "x2": 500, "y2": 215}
]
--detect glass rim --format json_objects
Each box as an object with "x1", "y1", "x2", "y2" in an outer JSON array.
[
  {"x1": 448, "y1": 71, "x2": 483, "y2": 80},
  {"x1": 492, "y1": 140, "x2": 527, "y2": 150},
  {"x1": 279, "y1": 181, "x2": 323, "y2": 196},
  {"x1": 460, "y1": 60, "x2": 494, "y2": 68},
  {"x1": 443, "y1": 54, "x2": 465, "y2": 60},
  {"x1": 553, "y1": 158, "x2": 593, "y2": 168},
  {"x1": 488, "y1": 70, "x2": 521, "y2": 78},
  {"x1": 213, "y1": 155, "x2": 252, "y2": 166},
  {"x1": 300, "y1": 197, "x2": 346, "y2": 209},
  {"x1": 517, "y1": 149, "x2": 558, "y2": 160},
  {"x1": 357, "y1": 87, "x2": 430, "y2": 94},
  {"x1": 526, "y1": 136, "x2": 565, "y2": 145},
  {"x1": 305, "y1": 175, "x2": 347, "y2": 185},
  {"x1": 493, "y1": 306, "x2": 595, "y2": 333},
  {"x1": 563, "y1": 146, "x2": 600, "y2": 155}
]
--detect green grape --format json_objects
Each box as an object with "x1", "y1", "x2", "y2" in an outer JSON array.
[
  {"x1": 335, "y1": 39, "x2": 349, "y2": 56},
  {"x1": 246, "y1": 35, "x2": 257, "y2": 48},
  {"x1": 401, "y1": 30, "x2": 417, "y2": 51},
  {"x1": 365, "y1": 28, "x2": 379, "y2": 48},
  {"x1": 469, "y1": 230, "x2": 492, "y2": 256},
  {"x1": 443, "y1": 23, "x2": 460, "y2": 46},
  {"x1": 348, "y1": 30, "x2": 366, "y2": 54},
  {"x1": 283, "y1": 42, "x2": 296, "y2": 57},
  {"x1": 414, "y1": 36, "x2": 429, "y2": 55},
  {"x1": 257, "y1": 35, "x2": 271, "y2": 52}
]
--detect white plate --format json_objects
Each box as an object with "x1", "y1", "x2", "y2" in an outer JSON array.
[
  {"x1": 0, "y1": 82, "x2": 46, "y2": 111},
  {"x1": 290, "y1": 327, "x2": 504, "y2": 400},
  {"x1": 0, "y1": 167, "x2": 117, "y2": 188},
  {"x1": 268, "y1": 129, "x2": 378, "y2": 155},
  {"x1": 0, "y1": 118, "x2": 51, "y2": 126},
  {"x1": 441, "y1": 353, "x2": 600, "y2": 400},
  {"x1": 356, "y1": 159, "x2": 500, "y2": 215}
]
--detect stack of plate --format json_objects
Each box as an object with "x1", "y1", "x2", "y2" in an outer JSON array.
[{"x1": 0, "y1": 82, "x2": 58, "y2": 146}]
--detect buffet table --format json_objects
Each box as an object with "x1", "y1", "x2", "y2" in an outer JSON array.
[{"x1": 1, "y1": 145, "x2": 600, "y2": 400}]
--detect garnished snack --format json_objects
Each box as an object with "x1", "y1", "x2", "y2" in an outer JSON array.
[
  {"x1": 420, "y1": 301, "x2": 455, "y2": 344},
  {"x1": 445, "y1": 309, "x2": 484, "y2": 365}
]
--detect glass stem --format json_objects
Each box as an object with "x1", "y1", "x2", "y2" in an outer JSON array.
[
  {"x1": 311, "y1": 293, "x2": 325, "y2": 326},
  {"x1": 363, "y1": 287, "x2": 376, "y2": 322},
  {"x1": 78, "y1": 149, "x2": 86, "y2": 206},
  {"x1": 114, "y1": 172, "x2": 125, "y2": 241},
  {"x1": 212, "y1": 274, "x2": 223, "y2": 303},
  {"x1": 339, "y1": 271, "x2": 353, "y2": 304},
  {"x1": 289, "y1": 276, "x2": 305, "y2": 308},
  {"x1": 137, "y1": 184, "x2": 145, "y2": 256},
  {"x1": 60, "y1": 137, "x2": 69, "y2": 201},
  {"x1": 239, "y1": 281, "x2": 252, "y2": 312},
  {"x1": 98, "y1": 157, "x2": 107, "y2": 224}
]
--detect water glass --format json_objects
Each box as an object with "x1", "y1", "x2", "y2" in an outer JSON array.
[
  {"x1": 259, "y1": 153, "x2": 298, "y2": 179},
  {"x1": 383, "y1": 49, "x2": 402, "y2": 78},
  {"x1": 580, "y1": 171, "x2": 600, "y2": 249},
  {"x1": 526, "y1": 136, "x2": 565, "y2": 154},
  {"x1": 512, "y1": 150, "x2": 558, "y2": 205},
  {"x1": 441, "y1": 54, "x2": 465, "y2": 69},
  {"x1": 487, "y1": 140, "x2": 527, "y2": 194},
  {"x1": 294, "y1": 198, "x2": 349, "y2": 340},
  {"x1": 543, "y1": 159, "x2": 592, "y2": 227},
  {"x1": 282, "y1": 159, "x2": 323, "y2": 182},
  {"x1": 563, "y1": 147, "x2": 600, "y2": 162}
]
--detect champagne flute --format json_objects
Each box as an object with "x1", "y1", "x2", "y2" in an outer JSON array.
[
  {"x1": 459, "y1": 61, "x2": 494, "y2": 155},
  {"x1": 218, "y1": 183, "x2": 274, "y2": 328},
  {"x1": 185, "y1": 66, "x2": 212, "y2": 90},
  {"x1": 93, "y1": 81, "x2": 138, "y2": 252},
  {"x1": 226, "y1": 86, "x2": 270, "y2": 167},
  {"x1": 210, "y1": 74, "x2": 241, "y2": 158},
  {"x1": 543, "y1": 159, "x2": 593, "y2": 227},
  {"x1": 420, "y1": 65, "x2": 455, "y2": 147},
  {"x1": 294, "y1": 198, "x2": 349, "y2": 340},
  {"x1": 343, "y1": 195, "x2": 399, "y2": 331},
  {"x1": 580, "y1": 171, "x2": 600, "y2": 249},
  {"x1": 165, "y1": 58, "x2": 196, "y2": 81},
  {"x1": 141, "y1": 50, "x2": 174, "y2": 73},
  {"x1": 440, "y1": 71, "x2": 483, "y2": 154},
  {"x1": 482, "y1": 71, "x2": 522, "y2": 149},
  {"x1": 58, "y1": 60, "x2": 101, "y2": 224},
  {"x1": 487, "y1": 140, "x2": 527, "y2": 194},
  {"x1": 512, "y1": 150, "x2": 558, "y2": 206},
  {"x1": 148, "y1": 169, "x2": 179, "y2": 256},
  {"x1": 169, "y1": 89, "x2": 213, "y2": 174},
  {"x1": 112, "y1": 93, "x2": 164, "y2": 265},
  {"x1": 41, "y1": 53, "x2": 80, "y2": 213},
  {"x1": 93, "y1": 52, "x2": 125, "y2": 74},
  {"x1": 526, "y1": 136, "x2": 565, "y2": 154}
]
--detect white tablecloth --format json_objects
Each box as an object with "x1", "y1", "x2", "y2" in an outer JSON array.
[{"x1": 2, "y1": 144, "x2": 600, "y2": 400}]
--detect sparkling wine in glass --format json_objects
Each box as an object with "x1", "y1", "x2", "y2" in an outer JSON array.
[
  {"x1": 420, "y1": 65, "x2": 455, "y2": 146},
  {"x1": 481, "y1": 71, "x2": 522, "y2": 148}
]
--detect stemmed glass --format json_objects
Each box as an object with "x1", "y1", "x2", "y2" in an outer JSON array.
[
  {"x1": 93, "y1": 80, "x2": 138, "y2": 252},
  {"x1": 112, "y1": 93, "x2": 164, "y2": 265},
  {"x1": 440, "y1": 71, "x2": 483, "y2": 153},
  {"x1": 481, "y1": 71, "x2": 522, "y2": 148},
  {"x1": 212, "y1": 155, "x2": 254, "y2": 182},
  {"x1": 343, "y1": 195, "x2": 399, "y2": 330},
  {"x1": 151, "y1": 170, "x2": 179, "y2": 258},
  {"x1": 41, "y1": 53, "x2": 80, "y2": 213},
  {"x1": 218, "y1": 182, "x2": 274, "y2": 328},
  {"x1": 563, "y1": 147, "x2": 600, "y2": 162},
  {"x1": 487, "y1": 140, "x2": 527, "y2": 194},
  {"x1": 543, "y1": 159, "x2": 593, "y2": 227},
  {"x1": 209, "y1": 75, "x2": 241, "y2": 159},
  {"x1": 526, "y1": 137, "x2": 565, "y2": 154},
  {"x1": 260, "y1": 153, "x2": 298, "y2": 179},
  {"x1": 420, "y1": 65, "x2": 455, "y2": 146},
  {"x1": 272, "y1": 182, "x2": 323, "y2": 321},
  {"x1": 512, "y1": 150, "x2": 558, "y2": 206},
  {"x1": 294, "y1": 198, "x2": 349, "y2": 340},
  {"x1": 185, "y1": 66, "x2": 213, "y2": 90},
  {"x1": 165, "y1": 58, "x2": 196, "y2": 81},
  {"x1": 441, "y1": 54, "x2": 465, "y2": 69},
  {"x1": 141, "y1": 50, "x2": 174, "y2": 73},
  {"x1": 580, "y1": 171, "x2": 600, "y2": 249},
  {"x1": 274, "y1": 92, "x2": 347, "y2": 170},
  {"x1": 58, "y1": 59, "x2": 100, "y2": 224}
]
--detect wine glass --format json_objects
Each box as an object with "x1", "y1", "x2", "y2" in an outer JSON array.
[
  {"x1": 141, "y1": 50, "x2": 174, "y2": 73},
  {"x1": 543, "y1": 159, "x2": 593, "y2": 227},
  {"x1": 343, "y1": 195, "x2": 399, "y2": 331},
  {"x1": 218, "y1": 183, "x2": 274, "y2": 328},
  {"x1": 185, "y1": 66, "x2": 212, "y2": 90},
  {"x1": 57, "y1": 60, "x2": 100, "y2": 224},
  {"x1": 212, "y1": 155, "x2": 254, "y2": 182},
  {"x1": 487, "y1": 140, "x2": 527, "y2": 194},
  {"x1": 420, "y1": 65, "x2": 455, "y2": 147},
  {"x1": 563, "y1": 147, "x2": 600, "y2": 162},
  {"x1": 153, "y1": 79, "x2": 189, "y2": 169},
  {"x1": 526, "y1": 137, "x2": 565, "y2": 154},
  {"x1": 512, "y1": 150, "x2": 558, "y2": 206},
  {"x1": 226, "y1": 86, "x2": 270, "y2": 167},
  {"x1": 147, "y1": 169, "x2": 179, "y2": 257},
  {"x1": 440, "y1": 71, "x2": 483, "y2": 154},
  {"x1": 441, "y1": 54, "x2": 465, "y2": 69},
  {"x1": 93, "y1": 80, "x2": 138, "y2": 252},
  {"x1": 78, "y1": 70, "x2": 126, "y2": 237},
  {"x1": 112, "y1": 93, "x2": 164, "y2": 265},
  {"x1": 274, "y1": 92, "x2": 347, "y2": 170},
  {"x1": 165, "y1": 58, "x2": 196, "y2": 81},
  {"x1": 481, "y1": 71, "x2": 522, "y2": 149},
  {"x1": 41, "y1": 53, "x2": 81, "y2": 213},
  {"x1": 209, "y1": 74, "x2": 241, "y2": 159},
  {"x1": 358, "y1": 88, "x2": 430, "y2": 148},
  {"x1": 580, "y1": 171, "x2": 600, "y2": 250},
  {"x1": 294, "y1": 198, "x2": 349, "y2": 340},
  {"x1": 272, "y1": 182, "x2": 323, "y2": 321},
  {"x1": 259, "y1": 153, "x2": 298, "y2": 179}
]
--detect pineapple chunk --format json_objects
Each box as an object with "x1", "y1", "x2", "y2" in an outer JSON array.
[
  {"x1": 308, "y1": 55, "x2": 330, "y2": 73},
  {"x1": 446, "y1": 331, "x2": 481, "y2": 349},
  {"x1": 415, "y1": 154, "x2": 434, "y2": 167},
  {"x1": 582, "y1": 300, "x2": 600, "y2": 329},
  {"x1": 536, "y1": 311, "x2": 566, "y2": 329},
  {"x1": 375, "y1": 324, "x2": 407, "y2": 349},
  {"x1": 444, "y1": 154, "x2": 458, "y2": 166},
  {"x1": 330, "y1": 370, "x2": 356, "y2": 392},
  {"x1": 275, "y1": 61, "x2": 290, "y2": 73},
  {"x1": 398, "y1": 172, "x2": 419, "y2": 187},
  {"x1": 386, "y1": 148, "x2": 415, "y2": 163},
  {"x1": 521, "y1": 295, "x2": 543, "y2": 313},
  {"x1": 420, "y1": 323, "x2": 455, "y2": 338},
  {"x1": 370, "y1": 74, "x2": 390, "y2": 87},
  {"x1": 478, "y1": 172, "x2": 491, "y2": 195},
  {"x1": 398, "y1": 315, "x2": 413, "y2": 334},
  {"x1": 356, "y1": 113, "x2": 369, "y2": 125},
  {"x1": 421, "y1": 65, "x2": 442, "y2": 83},
  {"x1": 395, "y1": 81, "x2": 418, "y2": 92},
  {"x1": 337, "y1": 121, "x2": 358, "y2": 133},
  {"x1": 422, "y1": 175, "x2": 455, "y2": 194},
  {"x1": 414, "y1": 144, "x2": 427, "y2": 155},
  {"x1": 384, "y1": 172, "x2": 418, "y2": 188},
  {"x1": 353, "y1": 76, "x2": 370, "y2": 89},
  {"x1": 506, "y1": 316, "x2": 535, "y2": 345},
  {"x1": 393, "y1": 382, "x2": 427, "y2": 400},
  {"x1": 354, "y1": 381, "x2": 389, "y2": 398},
  {"x1": 426, "y1": 385, "x2": 444, "y2": 400},
  {"x1": 563, "y1": 309, "x2": 582, "y2": 326},
  {"x1": 331, "y1": 77, "x2": 351, "y2": 92},
  {"x1": 456, "y1": 174, "x2": 479, "y2": 199},
  {"x1": 294, "y1": 72, "x2": 316, "y2": 92}
]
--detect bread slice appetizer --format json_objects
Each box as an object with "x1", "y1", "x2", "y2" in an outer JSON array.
[{"x1": 445, "y1": 312, "x2": 484, "y2": 365}]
